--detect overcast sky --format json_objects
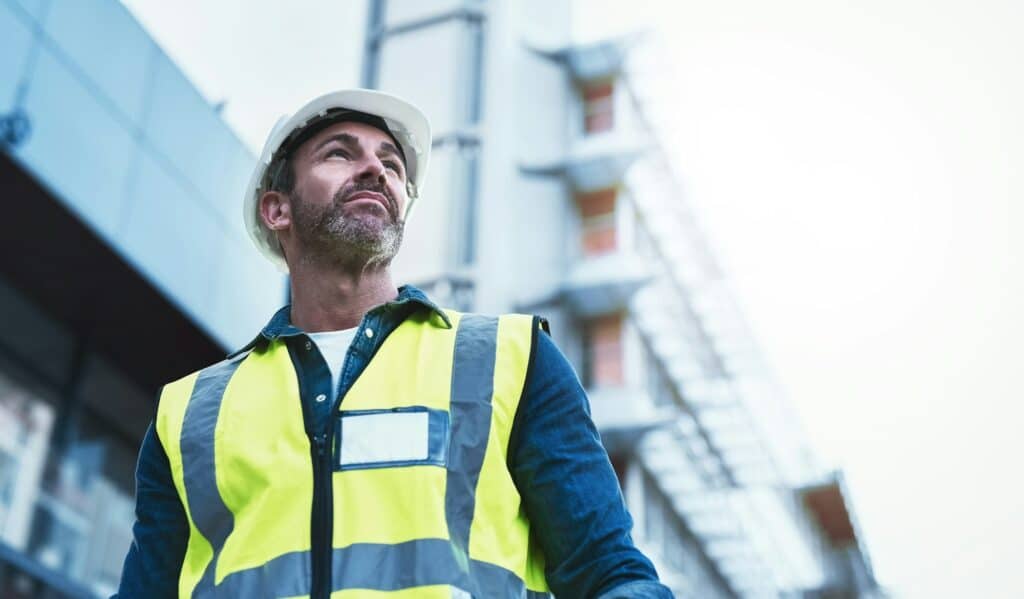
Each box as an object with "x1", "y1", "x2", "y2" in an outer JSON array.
[{"x1": 122, "y1": 1, "x2": 1023, "y2": 596}]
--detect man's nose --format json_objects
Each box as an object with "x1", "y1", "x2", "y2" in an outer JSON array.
[{"x1": 356, "y1": 156, "x2": 387, "y2": 185}]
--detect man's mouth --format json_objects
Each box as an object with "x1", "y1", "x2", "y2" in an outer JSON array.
[{"x1": 344, "y1": 190, "x2": 391, "y2": 212}]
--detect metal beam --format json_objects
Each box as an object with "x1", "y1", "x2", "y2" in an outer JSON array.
[{"x1": 367, "y1": 5, "x2": 486, "y2": 45}]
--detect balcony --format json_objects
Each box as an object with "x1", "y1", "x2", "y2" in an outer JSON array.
[
  {"x1": 521, "y1": 128, "x2": 647, "y2": 191},
  {"x1": 561, "y1": 250, "x2": 651, "y2": 317},
  {"x1": 587, "y1": 385, "x2": 675, "y2": 453},
  {"x1": 527, "y1": 32, "x2": 643, "y2": 83}
]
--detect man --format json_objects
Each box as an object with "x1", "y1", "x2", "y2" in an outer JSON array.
[{"x1": 115, "y1": 89, "x2": 672, "y2": 598}]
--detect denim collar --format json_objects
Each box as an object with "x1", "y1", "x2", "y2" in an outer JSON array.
[{"x1": 229, "y1": 284, "x2": 451, "y2": 357}]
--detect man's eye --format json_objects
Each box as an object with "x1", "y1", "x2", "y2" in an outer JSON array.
[
  {"x1": 328, "y1": 149, "x2": 350, "y2": 158},
  {"x1": 383, "y1": 161, "x2": 402, "y2": 173}
]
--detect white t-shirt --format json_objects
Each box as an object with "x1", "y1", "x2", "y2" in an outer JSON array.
[{"x1": 308, "y1": 327, "x2": 359, "y2": 396}]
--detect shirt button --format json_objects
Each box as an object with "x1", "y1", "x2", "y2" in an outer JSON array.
[
  {"x1": 304, "y1": 340, "x2": 312, "y2": 351},
  {"x1": 364, "y1": 328, "x2": 374, "y2": 339},
  {"x1": 315, "y1": 394, "x2": 327, "y2": 403}
]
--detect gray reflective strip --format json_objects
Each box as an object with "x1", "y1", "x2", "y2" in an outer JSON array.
[
  {"x1": 473, "y1": 559, "x2": 542, "y2": 599},
  {"x1": 204, "y1": 550, "x2": 309, "y2": 597},
  {"x1": 445, "y1": 315, "x2": 547, "y2": 598},
  {"x1": 179, "y1": 353, "x2": 248, "y2": 598},
  {"x1": 446, "y1": 314, "x2": 499, "y2": 567},
  {"x1": 332, "y1": 539, "x2": 467, "y2": 591},
  {"x1": 197, "y1": 539, "x2": 545, "y2": 597}
]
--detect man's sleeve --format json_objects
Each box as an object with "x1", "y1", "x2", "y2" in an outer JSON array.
[
  {"x1": 112, "y1": 420, "x2": 188, "y2": 598},
  {"x1": 508, "y1": 327, "x2": 674, "y2": 599}
]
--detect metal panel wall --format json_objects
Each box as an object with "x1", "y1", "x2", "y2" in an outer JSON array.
[{"x1": 1, "y1": 0, "x2": 286, "y2": 350}]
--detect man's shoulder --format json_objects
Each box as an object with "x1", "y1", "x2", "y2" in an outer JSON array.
[
  {"x1": 442, "y1": 311, "x2": 551, "y2": 346},
  {"x1": 447, "y1": 309, "x2": 548, "y2": 329},
  {"x1": 160, "y1": 347, "x2": 254, "y2": 399}
]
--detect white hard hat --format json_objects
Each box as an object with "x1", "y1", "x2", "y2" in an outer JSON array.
[{"x1": 243, "y1": 88, "x2": 432, "y2": 272}]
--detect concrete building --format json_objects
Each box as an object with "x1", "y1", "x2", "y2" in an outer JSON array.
[
  {"x1": 0, "y1": 0, "x2": 879, "y2": 596},
  {"x1": 365, "y1": 1, "x2": 881, "y2": 597}
]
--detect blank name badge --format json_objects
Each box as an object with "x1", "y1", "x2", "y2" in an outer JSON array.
[{"x1": 337, "y1": 408, "x2": 448, "y2": 469}]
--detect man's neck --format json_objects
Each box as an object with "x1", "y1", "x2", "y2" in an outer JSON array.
[{"x1": 287, "y1": 262, "x2": 399, "y2": 333}]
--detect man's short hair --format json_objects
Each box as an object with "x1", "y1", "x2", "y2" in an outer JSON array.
[{"x1": 266, "y1": 153, "x2": 297, "y2": 195}]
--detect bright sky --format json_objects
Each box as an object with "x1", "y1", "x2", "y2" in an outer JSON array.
[
  {"x1": 121, "y1": 0, "x2": 370, "y2": 151},
  {"x1": 123, "y1": 1, "x2": 1023, "y2": 596}
]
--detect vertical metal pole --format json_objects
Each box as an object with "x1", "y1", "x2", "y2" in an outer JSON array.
[
  {"x1": 458, "y1": 2, "x2": 486, "y2": 267},
  {"x1": 461, "y1": 149, "x2": 479, "y2": 265},
  {"x1": 465, "y1": 5, "x2": 486, "y2": 124},
  {"x1": 361, "y1": 0, "x2": 386, "y2": 89}
]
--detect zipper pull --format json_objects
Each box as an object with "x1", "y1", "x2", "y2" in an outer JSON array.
[{"x1": 314, "y1": 433, "x2": 328, "y2": 458}]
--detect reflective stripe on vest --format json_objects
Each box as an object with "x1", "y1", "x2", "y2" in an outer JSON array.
[
  {"x1": 157, "y1": 310, "x2": 550, "y2": 598},
  {"x1": 180, "y1": 355, "x2": 248, "y2": 597}
]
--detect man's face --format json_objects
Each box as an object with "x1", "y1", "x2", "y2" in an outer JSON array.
[{"x1": 284, "y1": 120, "x2": 409, "y2": 268}]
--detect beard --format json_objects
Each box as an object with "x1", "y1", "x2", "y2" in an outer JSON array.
[{"x1": 290, "y1": 181, "x2": 405, "y2": 270}]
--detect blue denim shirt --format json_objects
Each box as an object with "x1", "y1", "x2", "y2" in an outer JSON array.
[{"x1": 115, "y1": 285, "x2": 672, "y2": 598}]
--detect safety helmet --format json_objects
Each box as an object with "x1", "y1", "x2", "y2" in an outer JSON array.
[{"x1": 242, "y1": 89, "x2": 432, "y2": 272}]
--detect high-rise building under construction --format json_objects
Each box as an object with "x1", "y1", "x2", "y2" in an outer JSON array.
[{"x1": 364, "y1": 2, "x2": 880, "y2": 597}]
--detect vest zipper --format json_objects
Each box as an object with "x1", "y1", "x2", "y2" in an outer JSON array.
[
  {"x1": 288, "y1": 336, "x2": 339, "y2": 599},
  {"x1": 311, "y1": 431, "x2": 331, "y2": 599},
  {"x1": 311, "y1": 323, "x2": 369, "y2": 598}
]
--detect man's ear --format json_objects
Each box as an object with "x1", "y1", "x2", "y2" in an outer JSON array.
[{"x1": 260, "y1": 190, "x2": 292, "y2": 232}]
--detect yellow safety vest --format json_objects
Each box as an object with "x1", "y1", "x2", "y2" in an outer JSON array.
[{"x1": 155, "y1": 308, "x2": 550, "y2": 598}]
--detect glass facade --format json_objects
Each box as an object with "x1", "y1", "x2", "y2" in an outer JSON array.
[
  {"x1": 0, "y1": 0, "x2": 284, "y2": 595},
  {"x1": 0, "y1": 277, "x2": 146, "y2": 597}
]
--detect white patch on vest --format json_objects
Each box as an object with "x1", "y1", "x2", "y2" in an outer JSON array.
[
  {"x1": 339, "y1": 411, "x2": 430, "y2": 466},
  {"x1": 450, "y1": 587, "x2": 472, "y2": 599}
]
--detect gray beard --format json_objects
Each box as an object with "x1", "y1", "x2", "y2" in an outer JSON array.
[{"x1": 291, "y1": 189, "x2": 405, "y2": 272}]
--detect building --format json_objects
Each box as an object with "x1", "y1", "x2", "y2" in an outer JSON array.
[
  {"x1": 0, "y1": 0, "x2": 282, "y2": 596},
  {"x1": 0, "y1": 0, "x2": 879, "y2": 596},
  {"x1": 365, "y1": 1, "x2": 881, "y2": 597}
]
